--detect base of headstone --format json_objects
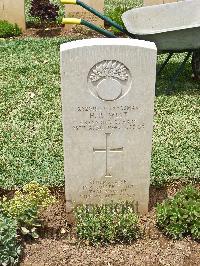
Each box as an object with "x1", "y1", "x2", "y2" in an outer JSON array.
[
  {"x1": 61, "y1": 38, "x2": 157, "y2": 215},
  {"x1": 0, "y1": 0, "x2": 26, "y2": 31}
]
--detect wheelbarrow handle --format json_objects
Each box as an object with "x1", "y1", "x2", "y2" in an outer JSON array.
[
  {"x1": 62, "y1": 18, "x2": 81, "y2": 24},
  {"x1": 60, "y1": 0, "x2": 77, "y2": 5},
  {"x1": 60, "y1": 0, "x2": 133, "y2": 37},
  {"x1": 61, "y1": 0, "x2": 77, "y2": 3},
  {"x1": 62, "y1": 18, "x2": 117, "y2": 38}
]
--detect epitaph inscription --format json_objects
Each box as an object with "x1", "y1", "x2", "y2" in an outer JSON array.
[
  {"x1": 80, "y1": 177, "x2": 139, "y2": 213},
  {"x1": 61, "y1": 39, "x2": 157, "y2": 214}
]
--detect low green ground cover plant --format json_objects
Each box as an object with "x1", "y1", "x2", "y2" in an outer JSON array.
[
  {"x1": 0, "y1": 213, "x2": 21, "y2": 266},
  {"x1": 1, "y1": 182, "x2": 56, "y2": 237},
  {"x1": 0, "y1": 182, "x2": 56, "y2": 265},
  {"x1": 75, "y1": 202, "x2": 139, "y2": 244},
  {"x1": 0, "y1": 20, "x2": 21, "y2": 38},
  {"x1": 156, "y1": 185, "x2": 200, "y2": 240}
]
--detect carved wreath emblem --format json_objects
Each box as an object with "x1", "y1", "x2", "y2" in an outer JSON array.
[{"x1": 88, "y1": 60, "x2": 131, "y2": 101}]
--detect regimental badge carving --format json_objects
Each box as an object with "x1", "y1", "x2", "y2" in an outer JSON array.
[
  {"x1": 89, "y1": 61, "x2": 128, "y2": 82},
  {"x1": 88, "y1": 60, "x2": 132, "y2": 101}
]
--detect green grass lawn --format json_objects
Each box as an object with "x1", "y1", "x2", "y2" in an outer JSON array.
[{"x1": 0, "y1": 37, "x2": 199, "y2": 189}]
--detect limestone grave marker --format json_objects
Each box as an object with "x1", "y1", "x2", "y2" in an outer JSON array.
[
  {"x1": 144, "y1": 0, "x2": 181, "y2": 6},
  {"x1": 0, "y1": 0, "x2": 26, "y2": 30},
  {"x1": 65, "y1": 0, "x2": 104, "y2": 30},
  {"x1": 61, "y1": 38, "x2": 157, "y2": 214}
]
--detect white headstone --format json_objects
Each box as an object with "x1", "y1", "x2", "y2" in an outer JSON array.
[
  {"x1": 61, "y1": 38, "x2": 157, "y2": 214},
  {"x1": 0, "y1": 0, "x2": 26, "y2": 30},
  {"x1": 143, "y1": 0, "x2": 181, "y2": 6}
]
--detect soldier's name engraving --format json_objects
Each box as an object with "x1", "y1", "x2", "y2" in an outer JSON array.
[{"x1": 73, "y1": 104, "x2": 144, "y2": 131}]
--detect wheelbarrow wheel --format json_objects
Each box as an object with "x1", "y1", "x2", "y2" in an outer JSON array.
[{"x1": 192, "y1": 50, "x2": 200, "y2": 81}]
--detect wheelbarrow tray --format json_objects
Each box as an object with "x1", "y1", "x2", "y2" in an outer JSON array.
[{"x1": 122, "y1": 0, "x2": 200, "y2": 52}]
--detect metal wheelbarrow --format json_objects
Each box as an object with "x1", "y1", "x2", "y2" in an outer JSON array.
[{"x1": 61, "y1": 0, "x2": 200, "y2": 92}]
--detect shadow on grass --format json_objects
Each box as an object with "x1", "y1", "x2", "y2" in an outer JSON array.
[{"x1": 156, "y1": 55, "x2": 200, "y2": 97}]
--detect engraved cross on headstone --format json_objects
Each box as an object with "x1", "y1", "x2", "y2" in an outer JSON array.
[{"x1": 93, "y1": 133, "x2": 124, "y2": 178}]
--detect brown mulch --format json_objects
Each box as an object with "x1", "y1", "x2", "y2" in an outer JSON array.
[
  {"x1": 15, "y1": 25, "x2": 103, "y2": 39},
  {"x1": 20, "y1": 183, "x2": 200, "y2": 266},
  {"x1": 21, "y1": 237, "x2": 199, "y2": 266}
]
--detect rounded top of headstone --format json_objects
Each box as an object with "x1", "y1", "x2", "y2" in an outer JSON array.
[{"x1": 60, "y1": 38, "x2": 157, "y2": 52}]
